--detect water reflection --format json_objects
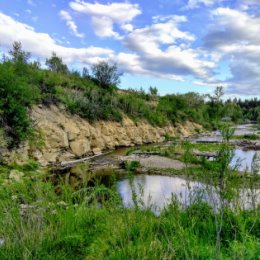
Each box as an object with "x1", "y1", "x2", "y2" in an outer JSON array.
[
  {"x1": 117, "y1": 175, "x2": 259, "y2": 214},
  {"x1": 230, "y1": 149, "x2": 260, "y2": 173},
  {"x1": 195, "y1": 124, "x2": 257, "y2": 143},
  {"x1": 233, "y1": 124, "x2": 258, "y2": 136}
]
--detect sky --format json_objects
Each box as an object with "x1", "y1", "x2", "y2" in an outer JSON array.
[{"x1": 0, "y1": 0, "x2": 259, "y2": 97}]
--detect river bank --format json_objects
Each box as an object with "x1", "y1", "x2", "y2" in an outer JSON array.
[{"x1": 0, "y1": 124, "x2": 259, "y2": 259}]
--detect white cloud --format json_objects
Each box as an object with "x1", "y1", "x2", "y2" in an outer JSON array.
[
  {"x1": 203, "y1": 7, "x2": 260, "y2": 95},
  {"x1": 59, "y1": 10, "x2": 84, "y2": 39},
  {"x1": 0, "y1": 12, "x2": 113, "y2": 66},
  {"x1": 242, "y1": 0, "x2": 260, "y2": 4},
  {"x1": 124, "y1": 15, "x2": 194, "y2": 54},
  {"x1": 91, "y1": 16, "x2": 119, "y2": 38},
  {"x1": 0, "y1": 11, "x2": 216, "y2": 84},
  {"x1": 120, "y1": 23, "x2": 133, "y2": 32},
  {"x1": 121, "y1": 15, "x2": 215, "y2": 81},
  {"x1": 69, "y1": 1, "x2": 141, "y2": 38},
  {"x1": 186, "y1": 0, "x2": 224, "y2": 9}
]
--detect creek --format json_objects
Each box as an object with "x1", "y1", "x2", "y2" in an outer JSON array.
[
  {"x1": 117, "y1": 175, "x2": 259, "y2": 214},
  {"x1": 77, "y1": 124, "x2": 260, "y2": 212}
]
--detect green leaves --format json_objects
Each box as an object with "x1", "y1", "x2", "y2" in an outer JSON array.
[{"x1": 0, "y1": 62, "x2": 38, "y2": 147}]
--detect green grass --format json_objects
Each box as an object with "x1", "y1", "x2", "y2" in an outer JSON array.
[
  {"x1": 0, "y1": 159, "x2": 259, "y2": 260},
  {"x1": 232, "y1": 134, "x2": 260, "y2": 140}
]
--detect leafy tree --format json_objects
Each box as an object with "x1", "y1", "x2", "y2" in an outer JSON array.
[
  {"x1": 206, "y1": 86, "x2": 225, "y2": 122},
  {"x1": 0, "y1": 62, "x2": 40, "y2": 147},
  {"x1": 8, "y1": 41, "x2": 31, "y2": 75},
  {"x1": 82, "y1": 67, "x2": 90, "y2": 79},
  {"x1": 91, "y1": 61, "x2": 121, "y2": 88},
  {"x1": 214, "y1": 86, "x2": 224, "y2": 103},
  {"x1": 149, "y1": 86, "x2": 158, "y2": 96},
  {"x1": 9, "y1": 41, "x2": 30, "y2": 64},
  {"x1": 46, "y1": 52, "x2": 68, "y2": 74}
]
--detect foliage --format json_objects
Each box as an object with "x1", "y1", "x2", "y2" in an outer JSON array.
[
  {"x1": 0, "y1": 42, "x2": 259, "y2": 146},
  {"x1": 0, "y1": 62, "x2": 40, "y2": 147},
  {"x1": 45, "y1": 52, "x2": 68, "y2": 74},
  {"x1": 9, "y1": 41, "x2": 30, "y2": 65},
  {"x1": 0, "y1": 162, "x2": 259, "y2": 260},
  {"x1": 91, "y1": 61, "x2": 121, "y2": 88}
]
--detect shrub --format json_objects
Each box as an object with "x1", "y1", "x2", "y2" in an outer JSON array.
[
  {"x1": 0, "y1": 63, "x2": 40, "y2": 147},
  {"x1": 91, "y1": 61, "x2": 121, "y2": 89}
]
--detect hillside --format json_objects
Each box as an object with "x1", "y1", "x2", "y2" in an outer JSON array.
[{"x1": 0, "y1": 43, "x2": 259, "y2": 161}]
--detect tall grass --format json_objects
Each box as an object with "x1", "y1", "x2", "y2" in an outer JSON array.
[{"x1": 0, "y1": 161, "x2": 259, "y2": 260}]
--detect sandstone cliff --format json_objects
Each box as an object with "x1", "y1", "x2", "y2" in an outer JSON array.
[{"x1": 5, "y1": 105, "x2": 202, "y2": 166}]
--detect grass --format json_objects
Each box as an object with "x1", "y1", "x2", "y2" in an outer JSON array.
[
  {"x1": 0, "y1": 166, "x2": 259, "y2": 260},
  {"x1": 232, "y1": 134, "x2": 260, "y2": 141},
  {"x1": 0, "y1": 129, "x2": 260, "y2": 259}
]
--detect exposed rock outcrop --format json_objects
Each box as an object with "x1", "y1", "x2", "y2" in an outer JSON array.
[{"x1": 3, "y1": 105, "x2": 202, "y2": 166}]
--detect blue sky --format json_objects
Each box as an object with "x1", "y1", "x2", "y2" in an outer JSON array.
[{"x1": 0, "y1": 0, "x2": 259, "y2": 97}]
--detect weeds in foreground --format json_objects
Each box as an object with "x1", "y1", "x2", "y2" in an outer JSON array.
[{"x1": 0, "y1": 159, "x2": 259, "y2": 260}]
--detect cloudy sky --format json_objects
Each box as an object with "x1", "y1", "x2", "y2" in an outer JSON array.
[{"x1": 0, "y1": 0, "x2": 259, "y2": 96}]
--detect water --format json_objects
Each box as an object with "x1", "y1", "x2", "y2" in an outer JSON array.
[
  {"x1": 100, "y1": 124, "x2": 260, "y2": 212},
  {"x1": 233, "y1": 124, "x2": 258, "y2": 136},
  {"x1": 194, "y1": 123, "x2": 259, "y2": 173},
  {"x1": 117, "y1": 175, "x2": 259, "y2": 214},
  {"x1": 230, "y1": 149, "x2": 260, "y2": 173},
  {"x1": 196, "y1": 124, "x2": 258, "y2": 143}
]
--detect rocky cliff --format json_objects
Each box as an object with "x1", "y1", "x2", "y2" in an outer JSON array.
[{"x1": 4, "y1": 105, "x2": 202, "y2": 166}]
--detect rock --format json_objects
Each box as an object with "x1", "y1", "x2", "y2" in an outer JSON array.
[
  {"x1": 63, "y1": 122, "x2": 80, "y2": 141},
  {"x1": 93, "y1": 148, "x2": 102, "y2": 155},
  {"x1": 9, "y1": 170, "x2": 24, "y2": 182},
  {"x1": 58, "y1": 152, "x2": 75, "y2": 162},
  {"x1": 42, "y1": 151, "x2": 59, "y2": 163},
  {"x1": 44, "y1": 124, "x2": 69, "y2": 149},
  {"x1": 70, "y1": 139, "x2": 91, "y2": 157},
  {"x1": 91, "y1": 137, "x2": 105, "y2": 150},
  {"x1": 3, "y1": 105, "x2": 203, "y2": 165}
]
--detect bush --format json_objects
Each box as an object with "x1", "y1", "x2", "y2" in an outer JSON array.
[
  {"x1": 0, "y1": 63, "x2": 40, "y2": 147},
  {"x1": 91, "y1": 61, "x2": 121, "y2": 89}
]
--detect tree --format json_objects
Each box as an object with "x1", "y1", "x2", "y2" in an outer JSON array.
[
  {"x1": 45, "y1": 52, "x2": 68, "y2": 74},
  {"x1": 82, "y1": 67, "x2": 90, "y2": 79},
  {"x1": 149, "y1": 86, "x2": 158, "y2": 96},
  {"x1": 9, "y1": 41, "x2": 30, "y2": 64},
  {"x1": 91, "y1": 61, "x2": 121, "y2": 88},
  {"x1": 214, "y1": 86, "x2": 224, "y2": 103}
]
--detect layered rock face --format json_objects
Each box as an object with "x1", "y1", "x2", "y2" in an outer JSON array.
[{"x1": 6, "y1": 105, "x2": 202, "y2": 166}]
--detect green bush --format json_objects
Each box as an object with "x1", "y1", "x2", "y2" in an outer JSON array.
[{"x1": 0, "y1": 63, "x2": 40, "y2": 147}]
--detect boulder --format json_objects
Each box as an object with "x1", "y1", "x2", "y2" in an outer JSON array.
[
  {"x1": 70, "y1": 139, "x2": 91, "y2": 157},
  {"x1": 93, "y1": 148, "x2": 102, "y2": 155}
]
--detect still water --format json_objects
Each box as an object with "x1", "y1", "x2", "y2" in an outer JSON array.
[
  {"x1": 117, "y1": 175, "x2": 259, "y2": 214},
  {"x1": 230, "y1": 149, "x2": 260, "y2": 173}
]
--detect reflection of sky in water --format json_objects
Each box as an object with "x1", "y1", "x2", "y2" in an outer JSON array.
[
  {"x1": 117, "y1": 175, "x2": 259, "y2": 214},
  {"x1": 196, "y1": 124, "x2": 257, "y2": 143},
  {"x1": 117, "y1": 124, "x2": 260, "y2": 213},
  {"x1": 230, "y1": 149, "x2": 260, "y2": 174},
  {"x1": 233, "y1": 124, "x2": 257, "y2": 136}
]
